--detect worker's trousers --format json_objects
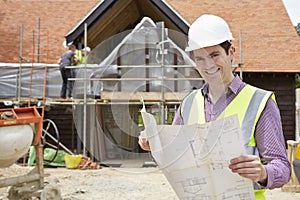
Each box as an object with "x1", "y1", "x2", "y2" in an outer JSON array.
[{"x1": 59, "y1": 65, "x2": 74, "y2": 98}]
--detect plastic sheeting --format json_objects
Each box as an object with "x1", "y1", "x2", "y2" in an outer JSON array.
[
  {"x1": 0, "y1": 63, "x2": 62, "y2": 98},
  {"x1": 0, "y1": 17, "x2": 203, "y2": 165},
  {"x1": 73, "y1": 17, "x2": 200, "y2": 98},
  {"x1": 72, "y1": 17, "x2": 203, "y2": 164},
  {"x1": 0, "y1": 18, "x2": 201, "y2": 99}
]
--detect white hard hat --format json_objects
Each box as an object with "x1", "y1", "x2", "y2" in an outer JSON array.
[
  {"x1": 62, "y1": 41, "x2": 74, "y2": 48},
  {"x1": 83, "y1": 47, "x2": 91, "y2": 52},
  {"x1": 62, "y1": 41, "x2": 68, "y2": 49},
  {"x1": 186, "y1": 14, "x2": 234, "y2": 51}
]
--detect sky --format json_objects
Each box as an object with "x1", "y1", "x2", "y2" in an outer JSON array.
[{"x1": 282, "y1": 0, "x2": 300, "y2": 26}]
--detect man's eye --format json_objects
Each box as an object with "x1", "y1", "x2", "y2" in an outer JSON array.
[{"x1": 211, "y1": 54, "x2": 219, "y2": 58}]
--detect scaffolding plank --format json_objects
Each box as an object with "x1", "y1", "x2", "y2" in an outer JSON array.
[{"x1": 101, "y1": 91, "x2": 189, "y2": 101}]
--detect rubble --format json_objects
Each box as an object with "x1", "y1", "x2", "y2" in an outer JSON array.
[{"x1": 77, "y1": 156, "x2": 101, "y2": 170}]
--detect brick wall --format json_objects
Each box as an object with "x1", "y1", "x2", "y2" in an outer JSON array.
[
  {"x1": 0, "y1": 0, "x2": 98, "y2": 63},
  {"x1": 1, "y1": 0, "x2": 299, "y2": 72},
  {"x1": 167, "y1": 0, "x2": 300, "y2": 72}
]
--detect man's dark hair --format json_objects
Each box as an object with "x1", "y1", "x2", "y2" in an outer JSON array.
[
  {"x1": 189, "y1": 40, "x2": 233, "y2": 59},
  {"x1": 219, "y1": 40, "x2": 232, "y2": 55}
]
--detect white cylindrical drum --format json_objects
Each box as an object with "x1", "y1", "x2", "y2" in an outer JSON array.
[{"x1": 0, "y1": 124, "x2": 33, "y2": 168}]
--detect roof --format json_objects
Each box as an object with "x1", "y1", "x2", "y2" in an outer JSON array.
[
  {"x1": 65, "y1": 0, "x2": 190, "y2": 49},
  {"x1": 0, "y1": 0, "x2": 99, "y2": 64},
  {"x1": 0, "y1": 0, "x2": 298, "y2": 72},
  {"x1": 66, "y1": 0, "x2": 300, "y2": 73},
  {"x1": 166, "y1": 0, "x2": 300, "y2": 72},
  {"x1": 65, "y1": 0, "x2": 190, "y2": 42}
]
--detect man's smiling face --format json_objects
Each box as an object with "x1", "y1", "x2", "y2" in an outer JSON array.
[{"x1": 193, "y1": 44, "x2": 235, "y2": 87}]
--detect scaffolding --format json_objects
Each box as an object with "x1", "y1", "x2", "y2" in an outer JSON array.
[
  {"x1": 68, "y1": 17, "x2": 201, "y2": 162},
  {"x1": 0, "y1": 19, "x2": 62, "y2": 199},
  {"x1": 0, "y1": 17, "x2": 243, "y2": 164}
]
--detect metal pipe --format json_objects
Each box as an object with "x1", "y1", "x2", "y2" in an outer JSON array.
[
  {"x1": 83, "y1": 23, "x2": 88, "y2": 156},
  {"x1": 43, "y1": 130, "x2": 74, "y2": 155},
  {"x1": 42, "y1": 33, "x2": 49, "y2": 103},
  {"x1": 90, "y1": 101, "x2": 96, "y2": 161},
  {"x1": 47, "y1": 101, "x2": 171, "y2": 105},
  {"x1": 66, "y1": 64, "x2": 195, "y2": 69},
  {"x1": 0, "y1": 173, "x2": 40, "y2": 188},
  {"x1": 160, "y1": 23, "x2": 166, "y2": 124},
  {"x1": 37, "y1": 17, "x2": 41, "y2": 63},
  {"x1": 239, "y1": 30, "x2": 243, "y2": 80},
  {"x1": 28, "y1": 29, "x2": 35, "y2": 107},
  {"x1": 17, "y1": 24, "x2": 24, "y2": 106},
  {"x1": 69, "y1": 77, "x2": 204, "y2": 81}
]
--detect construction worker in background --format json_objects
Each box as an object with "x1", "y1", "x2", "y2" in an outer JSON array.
[
  {"x1": 59, "y1": 44, "x2": 79, "y2": 99},
  {"x1": 81, "y1": 46, "x2": 91, "y2": 64},
  {"x1": 139, "y1": 14, "x2": 291, "y2": 199},
  {"x1": 73, "y1": 45, "x2": 82, "y2": 66}
]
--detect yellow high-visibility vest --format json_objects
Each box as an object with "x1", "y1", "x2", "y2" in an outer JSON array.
[
  {"x1": 72, "y1": 49, "x2": 82, "y2": 65},
  {"x1": 181, "y1": 84, "x2": 275, "y2": 200}
]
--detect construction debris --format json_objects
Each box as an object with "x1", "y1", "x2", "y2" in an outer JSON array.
[
  {"x1": 77, "y1": 156, "x2": 101, "y2": 170},
  {"x1": 0, "y1": 111, "x2": 16, "y2": 120}
]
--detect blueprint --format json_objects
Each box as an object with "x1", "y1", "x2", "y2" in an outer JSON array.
[{"x1": 141, "y1": 105, "x2": 255, "y2": 200}]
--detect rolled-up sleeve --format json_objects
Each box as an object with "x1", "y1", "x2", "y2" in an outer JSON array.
[{"x1": 256, "y1": 99, "x2": 291, "y2": 189}]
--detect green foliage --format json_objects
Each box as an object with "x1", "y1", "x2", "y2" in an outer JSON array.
[
  {"x1": 296, "y1": 74, "x2": 300, "y2": 88},
  {"x1": 138, "y1": 112, "x2": 160, "y2": 125},
  {"x1": 166, "y1": 111, "x2": 175, "y2": 124},
  {"x1": 138, "y1": 114, "x2": 143, "y2": 125},
  {"x1": 138, "y1": 108, "x2": 175, "y2": 125},
  {"x1": 296, "y1": 23, "x2": 300, "y2": 37}
]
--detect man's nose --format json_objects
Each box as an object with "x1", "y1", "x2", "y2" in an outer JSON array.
[{"x1": 204, "y1": 57, "x2": 216, "y2": 67}]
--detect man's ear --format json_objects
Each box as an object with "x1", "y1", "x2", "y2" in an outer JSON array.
[{"x1": 229, "y1": 45, "x2": 235, "y2": 56}]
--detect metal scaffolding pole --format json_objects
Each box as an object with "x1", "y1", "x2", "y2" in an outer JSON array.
[
  {"x1": 17, "y1": 24, "x2": 24, "y2": 106},
  {"x1": 158, "y1": 22, "x2": 166, "y2": 124},
  {"x1": 83, "y1": 23, "x2": 88, "y2": 156},
  {"x1": 239, "y1": 30, "x2": 243, "y2": 80}
]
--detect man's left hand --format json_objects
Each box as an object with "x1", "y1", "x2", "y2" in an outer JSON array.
[{"x1": 229, "y1": 155, "x2": 267, "y2": 183}]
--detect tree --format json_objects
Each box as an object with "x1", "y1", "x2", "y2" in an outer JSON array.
[
  {"x1": 296, "y1": 74, "x2": 300, "y2": 88},
  {"x1": 296, "y1": 23, "x2": 300, "y2": 37}
]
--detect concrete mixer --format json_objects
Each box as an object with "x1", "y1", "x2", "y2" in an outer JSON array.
[
  {"x1": 0, "y1": 124, "x2": 33, "y2": 168},
  {"x1": 0, "y1": 107, "x2": 62, "y2": 199}
]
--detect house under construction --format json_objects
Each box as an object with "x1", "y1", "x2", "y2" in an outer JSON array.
[{"x1": 0, "y1": 0, "x2": 299, "y2": 166}]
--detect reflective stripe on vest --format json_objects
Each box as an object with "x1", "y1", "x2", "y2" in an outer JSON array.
[{"x1": 180, "y1": 85, "x2": 274, "y2": 200}]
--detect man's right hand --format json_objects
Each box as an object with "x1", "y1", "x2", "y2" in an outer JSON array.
[{"x1": 138, "y1": 131, "x2": 151, "y2": 151}]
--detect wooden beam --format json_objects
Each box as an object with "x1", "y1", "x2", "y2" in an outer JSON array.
[
  {"x1": 101, "y1": 91, "x2": 188, "y2": 102},
  {"x1": 281, "y1": 140, "x2": 300, "y2": 192}
]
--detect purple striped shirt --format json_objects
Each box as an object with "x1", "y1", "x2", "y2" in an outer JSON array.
[{"x1": 172, "y1": 75, "x2": 291, "y2": 189}]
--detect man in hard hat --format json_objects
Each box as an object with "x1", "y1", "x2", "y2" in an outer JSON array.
[
  {"x1": 59, "y1": 44, "x2": 79, "y2": 98},
  {"x1": 80, "y1": 46, "x2": 91, "y2": 64},
  {"x1": 139, "y1": 14, "x2": 291, "y2": 199}
]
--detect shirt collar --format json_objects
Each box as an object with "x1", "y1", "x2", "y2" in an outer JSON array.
[{"x1": 201, "y1": 74, "x2": 243, "y2": 96}]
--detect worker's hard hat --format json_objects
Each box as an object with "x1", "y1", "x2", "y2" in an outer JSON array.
[
  {"x1": 83, "y1": 47, "x2": 91, "y2": 52},
  {"x1": 186, "y1": 14, "x2": 234, "y2": 51},
  {"x1": 62, "y1": 41, "x2": 74, "y2": 48}
]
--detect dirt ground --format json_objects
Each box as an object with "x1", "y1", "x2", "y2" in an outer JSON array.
[{"x1": 1, "y1": 164, "x2": 300, "y2": 200}]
